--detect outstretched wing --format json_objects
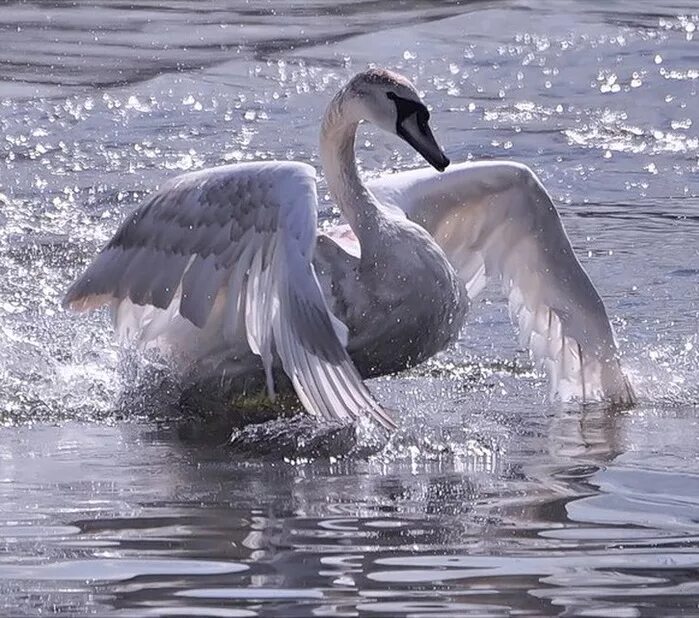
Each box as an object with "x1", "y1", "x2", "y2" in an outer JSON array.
[
  {"x1": 369, "y1": 161, "x2": 635, "y2": 405},
  {"x1": 65, "y1": 161, "x2": 394, "y2": 429}
]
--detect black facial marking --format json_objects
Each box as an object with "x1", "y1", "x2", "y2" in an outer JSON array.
[
  {"x1": 386, "y1": 92, "x2": 430, "y2": 136},
  {"x1": 386, "y1": 91, "x2": 449, "y2": 172}
]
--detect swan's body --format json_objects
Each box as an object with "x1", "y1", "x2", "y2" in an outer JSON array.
[
  {"x1": 340, "y1": 160, "x2": 634, "y2": 403},
  {"x1": 64, "y1": 69, "x2": 634, "y2": 429}
]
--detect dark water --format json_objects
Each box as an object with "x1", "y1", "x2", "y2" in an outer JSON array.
[{"x1": 0, "y1": 1, "x2": 698, "y2": 616}]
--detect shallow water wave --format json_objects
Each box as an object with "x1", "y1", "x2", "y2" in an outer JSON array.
[
  {"x1": 0, "y1": 0, "x2": 698, "y2": 616},
  {"x1": 0, "y1": 0, "x2": 474, "y2": 97},
  {"x1": 1, "y1": 406, "x2": 698, "y2": 616}
]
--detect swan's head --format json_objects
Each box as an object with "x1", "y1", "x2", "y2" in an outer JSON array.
[{"x1": 343, "y1": 68, "x2": 450, "y2": 172}]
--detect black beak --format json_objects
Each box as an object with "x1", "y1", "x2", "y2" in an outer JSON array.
[
  {"x1": 398, "y1": 117, "x2": 450, "y2": 172},
  {"x1": 386, "y1": 92, "x2": 450, "y2": 172}
]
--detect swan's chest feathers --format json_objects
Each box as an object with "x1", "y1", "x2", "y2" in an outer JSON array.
[{"x1": 316, "y1": 220, "x2": 468, "y2": 378}]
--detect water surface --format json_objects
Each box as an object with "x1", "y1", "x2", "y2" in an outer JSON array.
[{"x1": 0, "y1": 1, "x2": 698, "y2": 616}]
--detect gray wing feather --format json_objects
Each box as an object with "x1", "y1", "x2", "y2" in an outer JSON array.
[
  {"x1": 180, "y1": 254, "x2": 228, "y2": 328},
  {"x1": 128, "y1": 249, "x2": 170, "y2": 305},
  {"x1": 65, "y1": 161, "x2": 394, "y2": 429},
  {"x1": 150, "y1": 253, "x2": 191, "y2": 308}
]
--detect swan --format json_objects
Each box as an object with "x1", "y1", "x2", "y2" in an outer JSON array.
[{"x1": 63, "y1": 68, "x2": 634, "y2": 430}]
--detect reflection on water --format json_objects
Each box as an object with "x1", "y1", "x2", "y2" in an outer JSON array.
[
  {"x1": 0, "y1": 0, "x2": 697, "y2": 616},
  {"x1": 1, "y1": 405, "x2": 698, "y2": 616}
]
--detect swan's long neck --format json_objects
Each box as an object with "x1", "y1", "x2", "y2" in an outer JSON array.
[{"x1": 319, "y1": 92, "x2": 387, "y2": 257}]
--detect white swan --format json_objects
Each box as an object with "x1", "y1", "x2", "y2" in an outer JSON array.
[{"x1": 64, "y1": 69, "x2": 634, "y2": 430}]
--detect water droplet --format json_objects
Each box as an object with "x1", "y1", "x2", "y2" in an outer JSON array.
[{"x1": 671, "y1": 118, "x2": 692, "y2": 130}]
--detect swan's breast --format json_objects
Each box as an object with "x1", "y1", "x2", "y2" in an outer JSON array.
[{"x1": 315, "y1": 221, "x2": 468, "y2": 378}]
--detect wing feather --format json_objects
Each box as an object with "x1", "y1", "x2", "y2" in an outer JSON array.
[
  {"x1": 180, "y1": 254, "x2": 229, "y2": 328},
  {"x1": 370, "y1": 161, "x2": 634, "y2": 405},
  {"x1": 65, "y1": 161, "x2": 394, "y2": 429},
  {"x1": 150, "y1": 253, "x2": 191, "y2": 309}
]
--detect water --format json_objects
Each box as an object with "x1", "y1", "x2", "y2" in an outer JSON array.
[{"x1": 0, "y1": 1, "x2": 698, "y2": 615}]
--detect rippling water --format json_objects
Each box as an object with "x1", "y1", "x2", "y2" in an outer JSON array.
[{"x1": 0, "y1": 1, "x2": 698, "y2": 616}]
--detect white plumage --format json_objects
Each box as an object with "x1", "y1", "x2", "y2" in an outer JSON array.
[
  {"x1": 64, "y1": 69, "x2": 634, "y2": 431},
  {"x1": 369, "y1": 160, "x2": 634, "y2": 404}
]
